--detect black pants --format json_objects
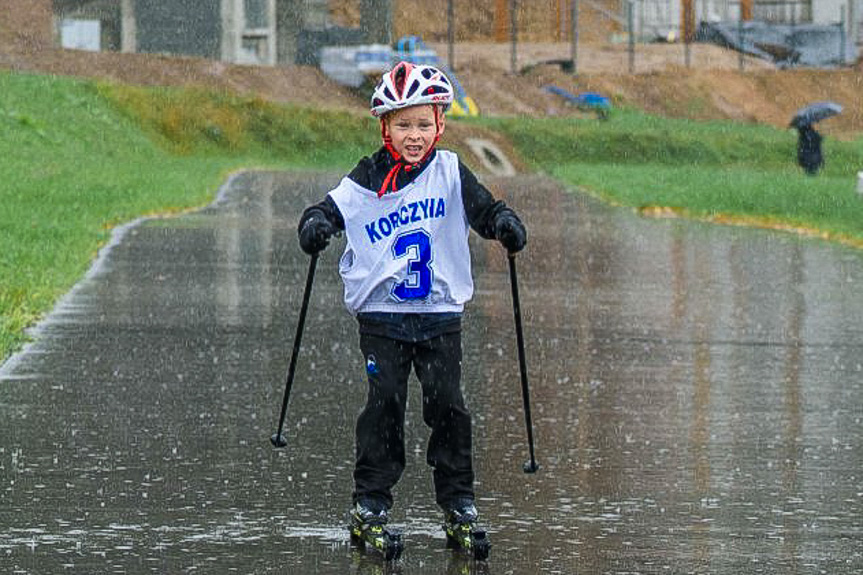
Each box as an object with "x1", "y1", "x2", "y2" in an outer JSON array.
[{"x1": 353, "y1": 331, "x2": 474, "y2": 509}]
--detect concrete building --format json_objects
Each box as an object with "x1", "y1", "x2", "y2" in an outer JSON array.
[{"x1": 52, "y1": 0, "x2": 392, "y2": 66}]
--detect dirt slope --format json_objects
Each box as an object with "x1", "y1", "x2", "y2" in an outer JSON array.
[
  {"x1": 331, "y1": 0, "x2": 623, "y2": 43},
  {"x1": 1, "y1": 1, "x2": 861, "y2": 138}
]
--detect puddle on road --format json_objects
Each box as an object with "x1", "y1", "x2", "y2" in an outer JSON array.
[{"x1": 2, "y1": 171, "x2": 863, "y2": 574}]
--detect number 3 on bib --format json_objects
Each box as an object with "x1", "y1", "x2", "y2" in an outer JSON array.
[{"x1": 391, "y1": 229, "x2": 433, "y2": 301}]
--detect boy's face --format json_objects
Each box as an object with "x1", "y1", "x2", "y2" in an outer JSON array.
[{"x1": 385, "y1": 105, "x2": 445, "y2": 164}]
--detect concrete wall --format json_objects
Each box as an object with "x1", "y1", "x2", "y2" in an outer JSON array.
[
  {"x1": 135, "y1": 0, "x2": 222, "y2": 59},
  {"x1": 360, "y1": 0, "x2": 392, "y2": 44},
  {"x1": 812, "y1": 0, "x2": 844, "y2": 23},
  {"x1": 276, "y1": 0, "x2": 303, "y2": 64}
]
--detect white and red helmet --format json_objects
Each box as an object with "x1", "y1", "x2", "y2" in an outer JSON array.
[{"x1": 370, "y1": 61, "x2": 454, "y2": 118}]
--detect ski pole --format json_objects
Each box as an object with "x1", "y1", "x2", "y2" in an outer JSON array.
[
  {"x1": 507, "y1": 252, "x2": 539, "y2": 473},
  {"x1": 270, "y1": 252, "x2": 319, "y2": 448}
]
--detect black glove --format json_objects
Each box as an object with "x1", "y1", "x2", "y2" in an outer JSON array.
[
  {"x1": 298, "y1": 212, "x2": 336, "y2": 255},
  {"x1": 494, "y1": 212, "x2": 527, "y2": 253}
]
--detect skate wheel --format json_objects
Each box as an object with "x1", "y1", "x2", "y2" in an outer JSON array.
[
  {"x1": 471, "y1": 530, "x2": 491, "y2": 561},
  {"x1": 384, "y1": 532, "x2": 403, "y2": 561}
]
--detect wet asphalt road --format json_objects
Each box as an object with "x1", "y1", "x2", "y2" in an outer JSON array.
[{"x1": 2, "y1": 170, "x2": 863, "y2": 574}]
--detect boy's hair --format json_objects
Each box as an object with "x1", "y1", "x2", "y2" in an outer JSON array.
[{"x1": 382, "y1": 102, "x2": 444, "y2": 123}]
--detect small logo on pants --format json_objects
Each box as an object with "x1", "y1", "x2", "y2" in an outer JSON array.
[{"x1": 366, "y1": 354, "x2": 379, "y2": 376}]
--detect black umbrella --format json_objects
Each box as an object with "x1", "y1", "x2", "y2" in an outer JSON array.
[{"x1": 790, "y1": 101, "x2": 843, "y2": 128}]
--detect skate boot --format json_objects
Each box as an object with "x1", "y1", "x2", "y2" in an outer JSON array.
[
  {"x1": 442, "y1": 498, "x2": 491, "y2": 561},
  {"x1": 349, "y1": 498, "x2": 404, "y2": 561}
]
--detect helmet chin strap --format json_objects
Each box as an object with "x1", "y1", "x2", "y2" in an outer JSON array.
[{"x1": 377, "y1": 106, "x2": 442, "y2": 198}]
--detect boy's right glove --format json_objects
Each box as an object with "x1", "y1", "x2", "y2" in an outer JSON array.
[
  {"x1": 494, "y1": 212, "x2": 527, "y2": 253},
  {"x1": 298, "y1": 212, "x2": 336, "y2": 255}
]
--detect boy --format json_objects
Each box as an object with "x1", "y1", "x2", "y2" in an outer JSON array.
[{"x1": 297, "y1": 61, "x2": 526, "y2": 552}]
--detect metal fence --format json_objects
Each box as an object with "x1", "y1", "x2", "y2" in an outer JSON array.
[{"x1": 50, "y1": 0, "x2": 861, "y2": 75}]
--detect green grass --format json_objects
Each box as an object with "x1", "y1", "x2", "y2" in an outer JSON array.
[
  {"x1": 98, "y1": 82, "x2": 378, "y2": 162},
  {"x1": 3, "y1": 72, "x2": 863, "y2": 364},
  {"x1": 482, "y1": 109, "x2": 863, "y2": 240},
  {"x1": 0, "y1": 71, "x2": 377, "y2": 361}
]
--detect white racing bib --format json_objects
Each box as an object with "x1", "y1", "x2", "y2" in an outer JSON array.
[{"x1": 329, "y1": 150, "x2": 473, "y2": 315}]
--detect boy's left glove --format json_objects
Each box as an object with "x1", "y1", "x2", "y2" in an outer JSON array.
[{"x1": 494, "y1": 212, "x2": 527, "y2": 253}]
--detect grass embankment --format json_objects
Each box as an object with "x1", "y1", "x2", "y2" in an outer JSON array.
[
  {"x1": 0, "y1": 71, "x2": 377, "y2": 361},
  {"x1": 486, "y1": 110, "x2": 863, "y2": 244},
  {"x1": 3, "y1": 72, "x2": 863, "y2": 364}
]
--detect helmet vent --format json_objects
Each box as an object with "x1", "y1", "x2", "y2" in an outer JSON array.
[
  {"x1": 383, "y1": 87, "x2": 395, "y2": 101},
  {"x1": 393, "y1": 65, "x2": 408, "y2": 96},
  {"x1": 406, "y1": 80, "x2": 420, "y2": 99}
]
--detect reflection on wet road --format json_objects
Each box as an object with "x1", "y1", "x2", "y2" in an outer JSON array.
[{"x1": 2, "y1": 171, "x2": 862, "y2": 574}]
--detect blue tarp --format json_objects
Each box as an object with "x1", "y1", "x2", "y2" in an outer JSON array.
[
  {"x1": 543, "y1": 86, "x2": 611, "y2": 119},
  {"x1": 697, "y1": 20, "x2": 851, "y2": 68}
]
